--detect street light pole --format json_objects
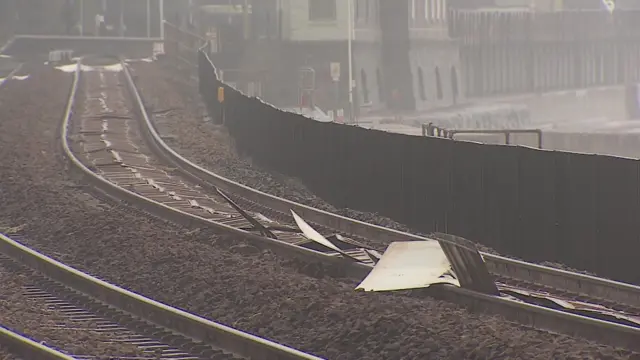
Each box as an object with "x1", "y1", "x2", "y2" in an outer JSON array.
[
  {"x1": 119, "y1": 0, "x2": 124, "y2": 37},
  {"x1": 146, "y1": 0, "x2": 151, "y2": 37},
  {"x1": 243, "y1": 0, "x2": 249, "y2": 40},
  {"x1": 79, "y1": 0, "x2": 84, "y2": 35},
  {"x1": 347, "y1": 0, "x2": 355, "y2": 124},
  {"x1": 159, "y1": 0, "x2": 165, "y2": 39}
]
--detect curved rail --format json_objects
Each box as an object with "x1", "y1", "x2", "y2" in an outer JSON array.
[
  {"x1": 60, "y1": 59, "x2": 640, "y2": 351},
  {"x1": 0, "y1": 325, "x2": 74, "y2": 360},
  {"x1": 0, "y1": 63, "x2": 22, "y2": 89},
  {"x1": 57, "y1": 61, "x2": 323, "y2": 360}
]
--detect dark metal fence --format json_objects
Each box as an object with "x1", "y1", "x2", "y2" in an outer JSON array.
[{"x1": 198, "y1": 46, "x2": 640, "y2": 285}]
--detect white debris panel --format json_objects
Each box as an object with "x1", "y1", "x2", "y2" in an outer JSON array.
[
  {"x1": 356, "y1": 241, "x2": 459, "y2": 292},
  {"x1": 291, "y1": 210, "x2": 344, "y2": 253}
]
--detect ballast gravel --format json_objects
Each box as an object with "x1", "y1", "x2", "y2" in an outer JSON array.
[{"x1": 0, "y1": 64, "x2": 635, "y2": 359}]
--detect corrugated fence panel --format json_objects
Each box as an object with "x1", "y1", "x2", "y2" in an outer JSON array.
[
  {"x1": 419, "y1": 137, "x2": 453, "y2": 233},
  {"x1": 594, "y1": 155, "x2": 640, "y2": 282},
  {"x1": 554, "y1": 151, "x2": 598, "y2": 272},
  {"x1": 482, "y1": 144, "x2": 519, "y2": 254},
  {"x1": 448, "y1": 140, "x2": 485, "y2": 243},
  {"x1": 517, "y1": 147, "x2": 558, "y2": 262}
]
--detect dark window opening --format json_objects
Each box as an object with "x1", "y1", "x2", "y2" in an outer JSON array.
[
  {"x1": 435, "y1": 66, "x2": 443, "y2": 100},
  {"x1": 418, "y1": 66, "x2": 427, "y2": 100},
  {"x1": 309, "y1": 0, "x2": 337, "y2": 21},
  {"x1": 361, "y1": 69, "x2": 370, "y2": 104},
  {"x1": 376, "y1": 68, "x2": 384, "y2": 102},
  {"x1": 451, "y1": 66, "x2": 459, "y2": 103}
]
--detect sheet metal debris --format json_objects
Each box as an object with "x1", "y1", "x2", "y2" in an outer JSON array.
[
  {"x1": 499, "y1": 284, "x2": 640, "y2": 328},
  {"x1": 291, "y1": 210, "x2": 363, "y2": 262},
  {"x1": 355, "y1": 241, "x2": 457, "y2": 292},
  {"x1": 433, "y1": 233, "x2": 500, "y2": 295},
  {"x1": 215, "y1": 188, "x2": 277, "y2": 239}
]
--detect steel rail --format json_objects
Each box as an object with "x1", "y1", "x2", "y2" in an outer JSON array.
[
  {"x1": 57, "y1": 61, "x2": 323, "y2": 360},
  {"x1": 60, "y1": 59, "x2": 640, "y2": 351},
  {"x1": 0, "y1": 63, "x2": 22, "y2": 89},
  {"x1": 0, "y1": 325, "x2": 75, "y2": 360},
  {"x1": 0, "y1": 228, "x2": 321, "y2": 360},
  {"x1": 0, "y1": 36, "x2": 16, "y2": 55}
]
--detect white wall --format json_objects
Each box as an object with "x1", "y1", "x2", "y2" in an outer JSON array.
[
  {"x1": 409, "y1": 42, "x2": 464, "y2": 110},
  {"x1": 281, "y1": 0, "x2": 379, "y2": 42},
  {"x1": 354, "y1": 43, "x2": 384, "y2": 110}
]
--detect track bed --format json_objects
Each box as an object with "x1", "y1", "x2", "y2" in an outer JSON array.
[{"x1": 0, "y1": 63, "x2": 636, "y2": 359}]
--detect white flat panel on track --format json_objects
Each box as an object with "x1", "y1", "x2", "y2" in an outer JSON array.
[{"x1": 356, "y1": 241, "x2": 458, "y2": 292}]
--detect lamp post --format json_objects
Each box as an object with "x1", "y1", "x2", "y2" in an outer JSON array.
[
  {"x1": 347, "y1": 0, "x2": 355, "y2": 124},
  {"x1": 146, "y1": 0, "x2": 151, "y2": 37},
  {"x1": 79, "y1": 0, "x2": 84, "y2": 35},
  {"x1": 159, "y1": 0, "x2": 165, "y2": 39},
  {"x1": 243, "y1": 0, "x2": 250, "y2": 39}
]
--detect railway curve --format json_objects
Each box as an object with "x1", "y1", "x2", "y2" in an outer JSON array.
[
  {"x1": 55, "y1": 54, "x2": 640, "y2": 352},
  {"x1": 0, "y1": 57, "x2": 321, "y2": 360}
]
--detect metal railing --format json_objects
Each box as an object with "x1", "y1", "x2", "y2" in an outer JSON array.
[{"x1": 422, "y1": 123, "x2": 543, "y2": 149}]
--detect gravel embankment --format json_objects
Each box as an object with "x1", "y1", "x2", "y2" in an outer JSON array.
[
  {"x1": 0, "y1": 64, "x2": 634, "y2": 359},
  {"x1": 0, "y1": 349, "x2": 20, "y2": 360},
  {"x1": 0, "y1": 258, "x2": 142, "y2": 358}
]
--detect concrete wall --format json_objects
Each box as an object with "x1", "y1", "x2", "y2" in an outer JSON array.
[
  {"x1": 354, "y1": 42, "x2": 384, "y2": 110},
  {"x1": 452, "y1": 129, "x2": 640, "y2": 160},
  {"x1": 485, "y1": 86, "x2": 627, "y2": 125},
  {"x1": 281, "y1": 0, "x2": 380, "y2": 42},
  {"x1": 409, "y1": 41, "x2": 463, "y2": 110},
  {"x1": 438, "y1": 85, "x2": 633, "y2": 156},
  {"x1": 238, "y1": 38, "x2": 380, "y2": 115}
]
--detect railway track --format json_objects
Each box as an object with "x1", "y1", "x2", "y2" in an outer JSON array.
[
  {"x1": 0, "y1": 231, "x2": 322, "y2": 360},
  {"x1": 0, "y1": 61, "x2": 23, "y2": 89},
  {"x1": 0, "y1": 249, "x2": 202, "y2": 359},
  {"x1": 0, "y1": 61, "x2": 321, "y2": 360},
  {"x1": 0, "y1": 323, "x2": 73, "y2": 360},
  {"x1": 61, "y1": 57, "x2": 640, "y2": 351}
]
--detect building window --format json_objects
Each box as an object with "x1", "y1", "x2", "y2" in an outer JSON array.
[
  {"x1": 435, "y1": 66, "x2": 443, "y2": 100},
  {"x1": 428, "y1": 0, "x2": 435, "y2": 21},
  {"x1": 442, "y1": 0, "x2": 447, "y2": 20},
  {"x1": 408, "y1": 0, "x2": 416, "y2": 22},
  {"x1": 414, "y1": 0, "x2": 425, "y2": 26},
  {"x1": 425, "y1": 0, "x2": 431, "y2": 20},
  {"x1": 361, "y1": 69, "x2": 370, "y2": 104},
  {"x1": 451, "y1": 66, "x2": 459, "y2": 104},
  {"x1": 376, "y1": 68, "x2": 384, "y2": 102},
  {"x1": 309, "y1": 0, "x2": 337, "y2": 21},
  {"x1": 418, "y1": 67, "x2": 427, "y2": 100},
  {"x1": 356, "y1": 0, "x2": 370, "y2": 23}
]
